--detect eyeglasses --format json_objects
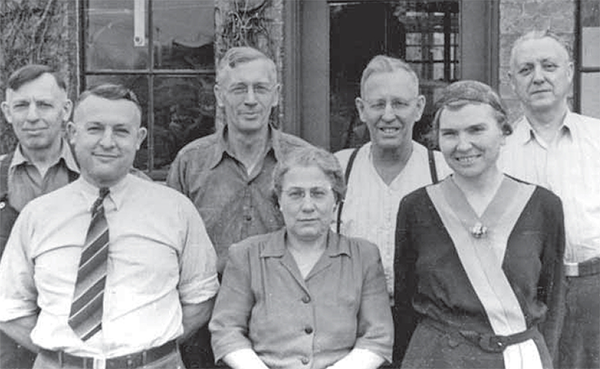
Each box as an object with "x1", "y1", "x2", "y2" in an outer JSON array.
[
  {"x1": 282, "y1": 186, "x2": 333, "y2": 202},
  {"x1": 364, "y1": 97, "x2": 418, "y2": 113},
  {"x1": 227, "y1": 83, "x2": 275, "y2": 98}
]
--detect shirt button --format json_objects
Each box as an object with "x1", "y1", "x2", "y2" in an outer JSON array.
[
  {"x1": 301, "y1": 357, "x2": 310, "y2": 365},
  {"x1": 244, "y1": 215, "x2": 252, "y2": 221},
  {"x1": 301, "y1": 295, "x2": 311, "y2": 303},
  {"x1": 0, "y1": 202, "x2": 5, "y2": 209},
  {"x1": 304, "y1": 326, "x2": 313, "y2": 334}
]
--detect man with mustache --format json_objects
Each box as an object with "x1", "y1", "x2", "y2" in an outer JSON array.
[
  {"x1": 167, "y1": 46, "x2": 311, "y2": 367},
  {"x1": 499, "y1": 30, "x2": 600, "y2": 369},
  {"x1": 0, "y1": 64, "x2": 78, "y2": 369}
]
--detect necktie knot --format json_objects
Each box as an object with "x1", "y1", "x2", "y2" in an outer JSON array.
[{"x1": 91, "y1": 187, "x2": 110, "y2": 215}]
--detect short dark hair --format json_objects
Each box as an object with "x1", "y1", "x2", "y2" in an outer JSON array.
[
  {"x1": 75, "y1": 84, "x2": 142, "y2": 114},
  {"x1": 272, "y1": 146, "x2": 346, "y2": 205},
  {"x1": 6, "y1": 64, "x2": 67, "y2": 92},
  {"x1": 431, "y1": 80, "x2": 511, "y2": 141}
]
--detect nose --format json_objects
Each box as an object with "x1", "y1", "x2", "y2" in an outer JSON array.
[
  {"x1": 26, "y1": 104, "x2": 40, "y2": 121},
  {"x1": 244, "y1": 86, "x2": 258, "y2": 105},
  {"x1": 532, "y1": 65, "x2": 545, "y2": 83},
  {"x1": 99, "y1": 128, "x2": 116, "y2": 148},
  {"x1": 381, "y1": 102, "x2": 396, "y2": 121},
  {"x1": 300, "y1": 195, "x2": 317, "y2": 212},
  {"x1": 456, "y1": 133, "x2": 472, "y2": 151}
]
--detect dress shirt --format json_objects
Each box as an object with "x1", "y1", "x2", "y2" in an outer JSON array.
[
  {"x1": 498, "y1": 111, "x2": 600, "y2": 263},
  {"x1": 210, "y1": 229, "x2": 393, "y2": 369},
  {"x1": 5, "y1": 139, "x2": 79, "y2": 211},
  {"x1": 335, "y1": 141, "x2": 451, "y2": 301},
  {"x1": 167, "y1": 125, "x2": 311, "y2": 273},
  {"x1": 0, "y1": 174, "x2": 219, "y2": 358}
]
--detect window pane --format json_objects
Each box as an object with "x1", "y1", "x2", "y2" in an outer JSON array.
[
  {"x1": 86, "y1": 0, "x2": 148, "y2": 70},
  {"x1": 151, "y1": 76, "x2": 216, "y2": 169},
  {"x1": 153, "y1": 0, "x2": 215, "y2": 70},
  {"x1": 581, "y1": 72, "x2": 600, "y2": 119}
]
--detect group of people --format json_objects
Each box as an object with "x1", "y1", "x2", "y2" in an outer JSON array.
[{"x1": 0, "y1": 28, "x2": 597, "y2": 369}]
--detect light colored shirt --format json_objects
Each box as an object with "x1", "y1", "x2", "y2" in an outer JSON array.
[
  {"x1": 498, "y1": 111, "x2": 600, "y2": 263},
  {"x1": 0, "y1": 174, "x2": 219, "y2": 358},
  {"x1": 167, "y1": 125, "x2": 311, "y2": 274},
  {"x1": 335, "y1": 141, "x2": 451, "y2": 301},
  {"x1": 209, "y1": 229, "x2": 393, "y2": 368},
  {"x1": 5, "y1": 139, "x2": 79, "y2": 211}
]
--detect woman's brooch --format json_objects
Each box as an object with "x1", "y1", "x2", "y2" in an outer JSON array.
[{"x1": 470, "y1": 222, "x2": 487, "y2": 238}]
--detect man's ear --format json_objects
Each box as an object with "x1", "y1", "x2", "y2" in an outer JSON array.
[
  {"x1": 214, "y1": 84, "x2": 225, "y2": 108},
  {"x1": 355, "y1": 97, "x2": 366, "y2": 122},
  {"x1": 136, "y1": 127, "x2": 148, "y2": 150},
  {"x1": 1, "y1": 101, "x2": 12, "y2": 124},
  {"x1": 66, "y1": 121, "x2": 77, "y2": 146},
  {"x1": 271, "y1": 83, "x2": 281, "y2": 107},
  {"x1": 62, "y1": 99, "x2": 73, "y2": 123}
]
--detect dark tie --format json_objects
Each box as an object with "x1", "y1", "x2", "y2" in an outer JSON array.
[{"x1": 68, "y1": 187, "x2": 110, "y2": 341}]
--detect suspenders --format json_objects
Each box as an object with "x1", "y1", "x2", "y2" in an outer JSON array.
[{"x1": 335, "y1": 145, "x2": 439, "y2": 233}]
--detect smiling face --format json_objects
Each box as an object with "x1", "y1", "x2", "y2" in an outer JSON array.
[
  {"x1": 510, "y1": 37, "x2": 573, "y2": 114},
  {"x1": 215, "y1": 59, "x2": 280, "y2": 137},
  {"x1": 438, "y1": 103, "x2": 506, "y2": 181},
  {"x1": 356, "y1": 70, "x2": 425, "y2": 151},
  {"x1": 1, "y1": 73, "x2": 72, "y2": 156},
  {"x1": 280, "y1": 165, "x2": 337, "y2": 243},
  {"x1": 68, "y1": 95, "x2": 147, "y2": 188}
]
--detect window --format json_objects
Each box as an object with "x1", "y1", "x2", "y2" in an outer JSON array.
[
  {"x1": 576, "y1": 0, "x2": 600, "y2": 118},
  {"x1": 329, "y1": 0, "x2": 459, "y2": 151},
  {"x1": 81, "y1": 0, "x2": 215, "y2": 179}
]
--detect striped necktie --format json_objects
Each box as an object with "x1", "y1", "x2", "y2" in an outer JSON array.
[{"x1": 68, "y1": 187, "x2": 110, "y2": 341}]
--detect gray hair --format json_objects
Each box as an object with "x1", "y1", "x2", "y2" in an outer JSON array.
[
  {"x1": 360, "y1": 55, "x2": 419, "y2": 97},
  {"x1": 273, "y1": 146, "x2": 346, "y2": 205},
  {"x1": 216, "y1": 46, "x2": 277, "y2": 86},
  {"x1": 509, "y1": 29, "x2": 571, "y2": 71},
  {"x1": 431, "y1": 80, "x2": 511, "y2": 141}
]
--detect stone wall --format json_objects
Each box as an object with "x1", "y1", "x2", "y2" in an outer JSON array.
[
  {"x1": 498, "y1": 0, "x2": 576, "y2": 123},
  {"x1": 0, "y1": 0, "x2": 77, "y2": 154}
]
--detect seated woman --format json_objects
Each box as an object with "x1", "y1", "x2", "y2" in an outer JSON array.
[
  {"x1": 210, "y1": 146, "x2": 393, "y2": 369},
  {"x1": 394, "y1": 81, "x2": 565, "y2": 369}
]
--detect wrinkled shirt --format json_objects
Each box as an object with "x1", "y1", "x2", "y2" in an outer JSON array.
[
  {"x1": 6, "y1": 139, "x2": 79, "y2": 211},
  {"x1": 335, "y1": 141, "x2": 451, "y2": 302},
  {"x1": 498, "y1": 112, "x2": 600, "y2": 263},
  {"x1": 0, "y1": 175, "x2": 219, "y2": 358},
  {"x1": 210, "y1": 229, "x2": 393, "y2": 368},
  {"x1": 167, "y1": 125, "x2": 311, "y2": 273}
]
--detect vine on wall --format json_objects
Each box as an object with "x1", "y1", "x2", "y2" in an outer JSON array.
[{"x1": 0, "y1": 0, "x2": 74, "y2": 154}]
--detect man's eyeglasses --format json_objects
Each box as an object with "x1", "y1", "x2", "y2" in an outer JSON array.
[
  {"x1": 227, "y1": 83, "x2": 275, "y2": 98},
  {"x1": 365, "y1": 97, "x2": 418, "y2": 113}
]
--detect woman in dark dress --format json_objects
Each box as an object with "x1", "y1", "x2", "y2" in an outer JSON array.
[{"x1": 394, "y1": 80, "x2": 565, "y2": 369}]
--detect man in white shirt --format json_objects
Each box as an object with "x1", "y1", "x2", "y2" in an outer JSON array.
[
  {"x1": 0, "y1": 84, "x2": 219, "y2": 369},
  {"x1": 334, "y1": 55, "x2": 450, "y2": 364},
  {"x1": 498, "y1": 29, "x2": 600, "y2": 369}
]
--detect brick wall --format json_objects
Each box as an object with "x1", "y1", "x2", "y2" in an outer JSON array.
[{"x1": 498, "y1": 0, "x2": 576, "y2": 123}]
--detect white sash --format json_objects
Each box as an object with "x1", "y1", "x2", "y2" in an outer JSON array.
[{"x1": 426, "y1": 176, "x2": 542, "y2": 369}]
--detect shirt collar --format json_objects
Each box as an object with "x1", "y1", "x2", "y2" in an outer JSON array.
[
  {"x1": 76, "y1": 173, "x2": 133, "y2": 212},
  {"x1": 260, "y1": 229, "x2": 351, "y2": 258},
  {"x1": 208, "y1": 124, "x2": 279, "y2": 169},
  {"x1": 513, "y1": 110, "x2": 574, "y2": 146},
  {"x1": 10, "y1": 138, "x2": 80, "y2": 174}
]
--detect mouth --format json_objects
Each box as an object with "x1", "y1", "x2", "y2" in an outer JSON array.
[
  {"x1": 531, "y1": 89, "x2": 551, "y2": 95},
  {"x1": 454, "y1": 154, "x2": 481, "y2": 164},
  {"x1": 378, "y1": 127, "x2": 401, "y2": 135},
  {"x1": 93, "y1": 153, "x2": 119, "y2": 161}
]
